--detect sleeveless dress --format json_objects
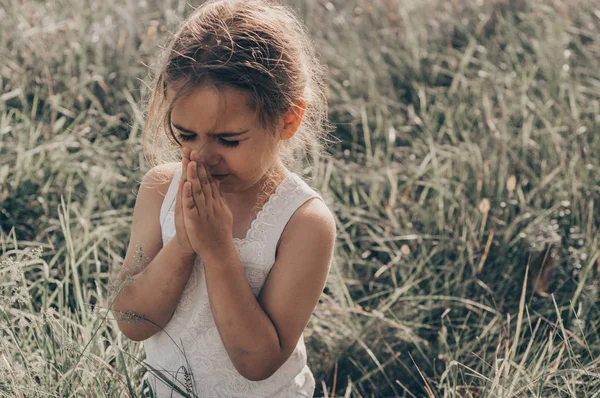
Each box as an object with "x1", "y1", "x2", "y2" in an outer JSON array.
[{"x1": 143, "y1": 166, "x2": 325, "y2": 397}]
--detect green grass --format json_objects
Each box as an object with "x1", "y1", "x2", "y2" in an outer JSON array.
[{"x1": 1, "y1": 0, "x2": 600, "y2": 396}]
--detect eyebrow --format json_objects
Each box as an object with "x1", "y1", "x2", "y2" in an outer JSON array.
[{"x1": 172, "y1": 124, "x2": 249, "y2": 138}]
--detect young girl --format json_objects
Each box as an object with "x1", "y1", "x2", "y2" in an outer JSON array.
[{"x1": 111, "y1": 0, "x2": 336, "y2": 396}]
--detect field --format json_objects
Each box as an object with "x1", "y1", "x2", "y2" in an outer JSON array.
[{"x1": 1, "y1": 0, "x2": 599, "y2": 396}]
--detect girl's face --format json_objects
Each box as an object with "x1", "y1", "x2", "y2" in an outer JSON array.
[{"x1": 169, "y1": 84, "x2": 285, "y2": 198}]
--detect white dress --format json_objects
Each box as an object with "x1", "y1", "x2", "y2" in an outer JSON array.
[{"x1": 143, "y1": 167, "x2": 324, "y2": 397}]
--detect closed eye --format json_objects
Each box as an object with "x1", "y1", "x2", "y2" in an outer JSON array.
[
  {"x1": 218, "y1": 138, "x2": 240, "y2": 147},
  {"x1": 176, "y1": 133, "x2": 239, "y2": 147}
]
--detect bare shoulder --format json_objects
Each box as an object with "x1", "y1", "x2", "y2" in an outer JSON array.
[
  {"x1": 276, "y1": 196, "x2": 336, "y2": 254},
  {"x1": 291, "y1": 197, "x2": 336, "y2": 229},
  {"x1": 117, "y1": 162, "x2": 181, "y2": 280},
  {"x1": 139, "y1": 162, "x2": 182, "y2": 202}
]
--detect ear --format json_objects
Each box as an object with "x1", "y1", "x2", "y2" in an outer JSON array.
[{"x1": 280, "y1": 102, "x2": 306, "y2": 140}]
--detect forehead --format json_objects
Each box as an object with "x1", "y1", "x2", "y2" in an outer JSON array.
[{"x1": 169, "y1": 84, "x2": 256, "y2": 130}]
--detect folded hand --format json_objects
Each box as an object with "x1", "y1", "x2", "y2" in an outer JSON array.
[{"x1": 181, "y1": 149, "x2": 234, "y2": 263}]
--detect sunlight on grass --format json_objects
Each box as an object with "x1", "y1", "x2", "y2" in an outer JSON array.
[{"x1": 1, "y1": 0, "x2": 599, "y2": 396}]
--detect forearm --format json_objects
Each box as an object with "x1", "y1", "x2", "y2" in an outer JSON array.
[
  {"x1": 112, "y1": 238, "x2": 197, "y2": 341},
  {"x1": 203, "y1": 246, "x2": 281, "y2": 381}
]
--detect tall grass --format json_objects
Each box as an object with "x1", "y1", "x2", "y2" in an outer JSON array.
[{"x1": 1, "y1": 0, "x2": 599, "y2": 396}]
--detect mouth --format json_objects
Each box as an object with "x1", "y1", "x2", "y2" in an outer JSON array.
[{"x1": 211, "y1": 174, "x2": 229, "y2": 181}]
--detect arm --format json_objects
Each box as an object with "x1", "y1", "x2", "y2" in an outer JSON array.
[
  {"x1": 112, "y1": 238, "x2": 196, "y2": 341},
  {"x1": 203, "y1": 198, "x2": 336, "y2": 381},
  {"x1": 110, "y1": 162, "x2": 196, "y2": 341}
]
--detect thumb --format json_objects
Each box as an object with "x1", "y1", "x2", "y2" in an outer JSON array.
[{"x1": 175, "y1": 179, "x2": 183, "y2": 214}]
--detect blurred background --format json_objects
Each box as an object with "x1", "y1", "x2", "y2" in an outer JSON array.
[{"x1": 1, "y1": 0, "x2": 599, "y2": 396}]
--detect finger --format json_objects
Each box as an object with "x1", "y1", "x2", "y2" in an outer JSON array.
[
  {"x1": 176, "y1": 178, "x2": 183, "y2": 217},
  {"x1": 206, "y1": 163, "x2": 219, "y2": 201},
  {"x1": 204, "y1": 161, "x2": 214, "y2": 184},
  {"x1": 176, "y1": 179, "x2": 193, "y2": 217},
  {"x1": 188, "y1": 160, "x2": 205, "y2": 213},
  {"x1": 183, "y1": 180, "x2": 200, "y2": 216},
  {"x1": 215, "y1": 181, "x2": 224, "y2": 205},
  {"x1": 197, "y1": 161, "x2": 213, "y2": 206},
  {"x1": 182, "y1": 149, "x2": 189, "y2": 182},
  {"x1": 182, "y1": 146, "x2": 190, "y2": 160},
  {"x1": 176, "y1": 178, "x2": 190, "y2": 227},
  {"x1": 188, "y1": 158, "x2": 197, "y2": 181}
]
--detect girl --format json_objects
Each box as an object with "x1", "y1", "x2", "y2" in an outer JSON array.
[{"x1": 111, "y1": 0, "x2": 336, "y2": 396}]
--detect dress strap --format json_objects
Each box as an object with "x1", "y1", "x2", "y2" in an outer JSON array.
[
  {"x1": 160, "y1": 167, "x2": 182, "y2": 227},
  {"x1": 262, "y1": 173, "x2": 325, "y2": 265}
]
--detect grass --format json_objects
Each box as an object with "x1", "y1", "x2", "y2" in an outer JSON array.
[{"x1": 1, "y1": 0, "x2": 600, "y2": 396}]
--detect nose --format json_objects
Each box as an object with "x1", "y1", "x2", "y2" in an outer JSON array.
[{"x1": 192, "y1": 142, "x2": 220, "y2": 167}]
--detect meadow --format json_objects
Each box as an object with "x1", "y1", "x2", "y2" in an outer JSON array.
[{"x1": 1, "y1": 0, "x2": 599, "y2": 396}]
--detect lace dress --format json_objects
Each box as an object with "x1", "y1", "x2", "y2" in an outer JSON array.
[{"x1": 143, "y1": 167, "x2": 325, "y2": 397}]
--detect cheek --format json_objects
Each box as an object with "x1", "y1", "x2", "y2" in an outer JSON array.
[{"x1": 248, "y1": 140, "x2": 275, "y2": 162}]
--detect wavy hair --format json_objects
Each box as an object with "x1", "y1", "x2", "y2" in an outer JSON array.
[{"x1": 141, "y1": 0, "x2": 332, "y2": 186}]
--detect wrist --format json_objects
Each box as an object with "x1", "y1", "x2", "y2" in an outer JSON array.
[
  {"x1": 202, "y1": 240, "x2": 237, "y2": 268},
  {"x1": 170, "y1": 238, "x2": 197, "y2": 262}
]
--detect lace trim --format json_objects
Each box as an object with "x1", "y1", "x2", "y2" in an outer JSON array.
[
  {"x1": 231, "y1": 173, "x2": 302, "y2": 265},
  {"x1": 163, "y1": 172, "x2": 310, "y2": 266},
  {"x1": 148, "y1": 172, "x2": 319, "y2": 397}
]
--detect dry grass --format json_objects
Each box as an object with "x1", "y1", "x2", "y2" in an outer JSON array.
[{"x1": 1, "y1": 0, "x2": 599, "y2": 396}]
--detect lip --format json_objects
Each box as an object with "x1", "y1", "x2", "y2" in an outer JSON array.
[{"x1": 211, "y1": 174, "x2": 229, "y2": 181}]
